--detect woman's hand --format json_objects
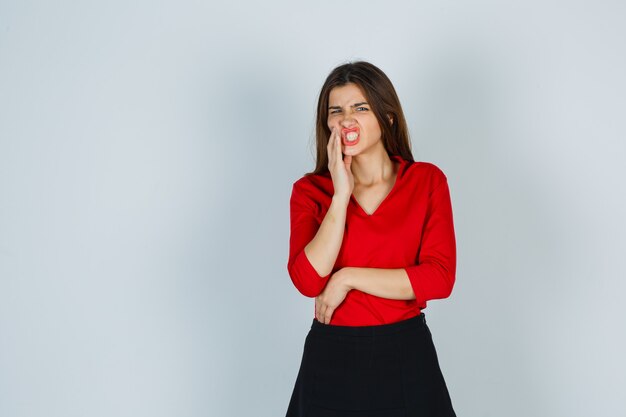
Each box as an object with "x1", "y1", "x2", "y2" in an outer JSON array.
[
  {"x1": 327, "y1": 127, "x2": 354, "y2": 201},
  {"x1": 315, "y1": 268, "x2": 352, "y2": 324}
]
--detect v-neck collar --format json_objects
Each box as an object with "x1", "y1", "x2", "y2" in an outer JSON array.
[{"x1": 350, "y1": 154, "x2": 407, "y2": 217}]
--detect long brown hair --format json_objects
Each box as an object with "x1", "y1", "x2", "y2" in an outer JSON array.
[{"x1": 306, "y1": 61, "x2": 414, "y2": 176}]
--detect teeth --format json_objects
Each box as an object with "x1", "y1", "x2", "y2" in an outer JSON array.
[{"x1": 346, "y1": 132, "x2": 358, "y2": 141}]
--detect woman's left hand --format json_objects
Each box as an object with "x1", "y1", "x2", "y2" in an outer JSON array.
[{"x1": 315, "y1": 268, "x2": 352, "y2": 324}]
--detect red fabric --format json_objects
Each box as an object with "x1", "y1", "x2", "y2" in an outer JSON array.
[{"x1": 287, "y1": 154, "x2": 457, "y2": 326}]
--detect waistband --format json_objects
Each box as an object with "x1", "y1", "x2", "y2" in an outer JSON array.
[{"x1": 310, "y1": 313, "x2": 426, "y2": 337}]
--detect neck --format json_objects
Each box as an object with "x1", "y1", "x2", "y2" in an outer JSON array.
[{"x1": 351, "y1": 150, "x2": 396, "y2": 186}]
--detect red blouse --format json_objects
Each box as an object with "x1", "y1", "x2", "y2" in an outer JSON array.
[{"x1": 287, "y1": 154, "x2": 456, "y2": 326}]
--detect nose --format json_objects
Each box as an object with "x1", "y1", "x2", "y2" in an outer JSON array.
[{"x1": 339, "y1": 113, "x2": 356, "y2": 127}]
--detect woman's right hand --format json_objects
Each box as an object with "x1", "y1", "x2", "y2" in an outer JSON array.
[{"x1": 327, "y1": 127, "x2": 354, "y2": 201}]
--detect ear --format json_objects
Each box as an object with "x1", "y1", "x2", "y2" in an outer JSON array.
[{"x1": 387, "y1": 113, "x2": 394, "y2": 125}]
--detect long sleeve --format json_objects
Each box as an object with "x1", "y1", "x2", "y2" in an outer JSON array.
[
  {"x1": 287, "y1": 180, "x2": 332, "y2": 297},
  {"x1": 404, "y1": 173, "x2": 457, "y2": 305}
]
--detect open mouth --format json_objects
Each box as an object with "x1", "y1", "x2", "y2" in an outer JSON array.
[{"x1": 341, "y1": 128, "x2": 360, "y2": 146}]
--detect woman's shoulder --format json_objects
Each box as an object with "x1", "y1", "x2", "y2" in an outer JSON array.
[
  {"x1": 293, "y1": 170, "x2": 331, "y2": 188},
  {"x1": 291, "y1": 171, "x2": 334, "y2": 200},
  {"x1": 404, "y1": 159, "x2": 448, "y2": 181}
]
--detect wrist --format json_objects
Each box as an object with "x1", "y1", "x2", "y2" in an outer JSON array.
[
  {"x1": 339, "y1": 267, "x2": 356, "y2": 291},
  {"x1": 332, "y1": 194, "x2": 350, "y2": 206}
]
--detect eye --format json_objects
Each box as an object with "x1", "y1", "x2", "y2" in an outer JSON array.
[
  {"x1": 356, "y1": 107, "x2": 369, "y2": 111},
  {"x1": 329, "y1": 109, "x2": 342, "y2": 114}
]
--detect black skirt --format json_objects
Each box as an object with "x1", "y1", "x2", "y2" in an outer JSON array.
[{"x1": 286, "y1": 313, "x2": 456, "y2": 417}]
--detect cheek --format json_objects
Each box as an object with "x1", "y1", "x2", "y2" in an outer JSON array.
[{"x1": 366, "y1": 118, "x2": 382, "y2": 134}]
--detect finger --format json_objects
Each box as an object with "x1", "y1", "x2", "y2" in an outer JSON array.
[
  {"x1": 327, "y1": 129, "x2": 336, "y2": 165},
  {"x1": 336, "y1": 127, "x2": 343, "y2": 158},
  {"x1": 315, "y1": 297, "x2": 320, "y2": 321},
  {"x1": 316, "y1": 298, "x2": 324, "y2": 322},
  {"x1": 324, "y1": 307, "x2": 334, "y2": 325},
  {"x1": 315, "y1": 298, "x2": 323, "y2": 322},
  {"x1": 319, "y1": 304, "x2": 327, "y2": 324},
  {"x1": 327, "y1": 128, "x2": 334, "y2": 151}
]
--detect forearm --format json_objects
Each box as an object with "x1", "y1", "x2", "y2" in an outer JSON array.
[
  {"x1": 304, "y1": 195, "x2": 349, "y2": 277},
  {"x1": 342, "y1": 267, "x2": 416, "y2": 301}
]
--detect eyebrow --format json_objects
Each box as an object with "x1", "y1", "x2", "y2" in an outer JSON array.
[{"x1": 328, "y1": 101, "x2": 369, "y2": 110}]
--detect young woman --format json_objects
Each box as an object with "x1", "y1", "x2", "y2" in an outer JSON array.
[{"x1": 286, "y1": 61, "x2": 457, "y2": 417}]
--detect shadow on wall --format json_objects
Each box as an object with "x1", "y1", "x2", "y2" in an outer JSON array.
[
  {"x1": 198, "y1": 59, "x2": 307, "y2": 414},
  {"x1": 406, "y1": 48, "x2": 574, "y2": 412}
]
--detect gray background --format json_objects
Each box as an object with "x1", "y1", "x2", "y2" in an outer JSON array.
[{"x1": 1, "y1": 1, "x2": 625, "y2": 416}]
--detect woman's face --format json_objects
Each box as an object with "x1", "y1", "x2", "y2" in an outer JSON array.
[{"x1": 327, "y1": 83, "x2": 383, "y2": 156}]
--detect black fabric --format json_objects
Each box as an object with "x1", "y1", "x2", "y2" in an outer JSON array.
[{"x1": 286, "y1": 313, "x2": 456, "y2": 417}]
